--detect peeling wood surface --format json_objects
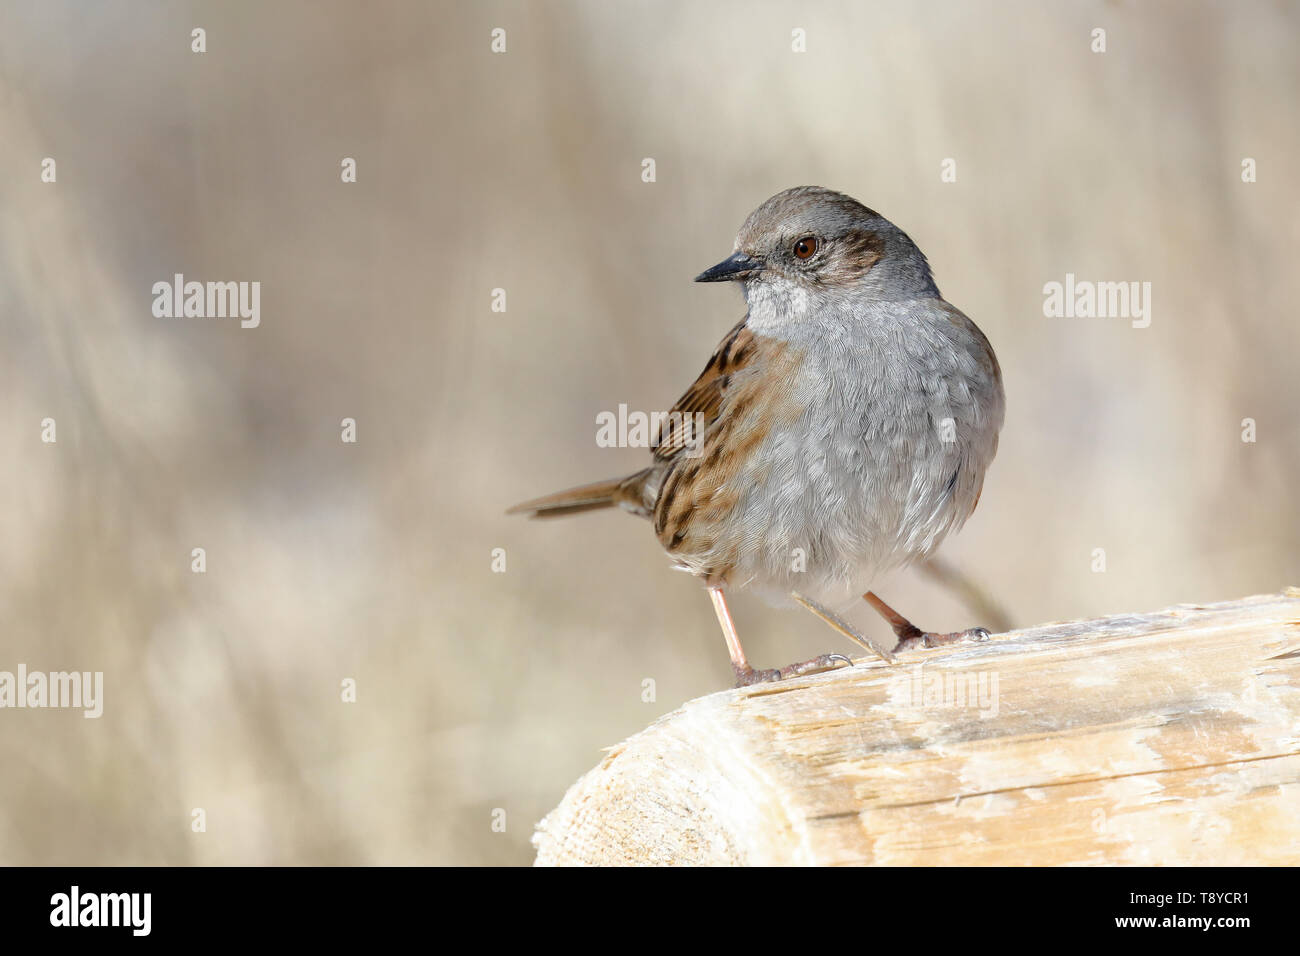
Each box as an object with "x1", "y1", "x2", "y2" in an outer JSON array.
[{"x1": 533, "y1": 590, "x2": 1300, "y2": 865}]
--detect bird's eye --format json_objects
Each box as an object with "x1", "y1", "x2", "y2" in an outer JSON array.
[{"x1": 793, "y1": 236, "x2": 818, "y2": 260}]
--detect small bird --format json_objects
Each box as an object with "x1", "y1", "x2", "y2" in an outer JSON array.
[{"x1": 509, "y1": 187, "x2": 1005, "y2": 686}]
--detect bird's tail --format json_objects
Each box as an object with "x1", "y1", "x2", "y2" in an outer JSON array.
[{"x1": 506, "y1": 469, "x2": 653, "y2": 519}]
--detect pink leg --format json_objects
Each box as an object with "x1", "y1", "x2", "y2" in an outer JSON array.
[
  {"x1": 863, "y1": 591, "x2": 991, "y2": 654},
  {"x1": 708, "y1": 587, "x2": 852, "y2": 687}
]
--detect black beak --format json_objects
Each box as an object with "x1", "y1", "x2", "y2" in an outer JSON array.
[{"x1": 694, "y1": 251, "x2": 764, "y2": 283}]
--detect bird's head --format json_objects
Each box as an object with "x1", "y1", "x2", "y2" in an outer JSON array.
[{"x1": 695, "y1": 186, "x2": 938, "y2": 306}]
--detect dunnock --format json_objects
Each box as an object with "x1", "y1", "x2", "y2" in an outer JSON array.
[{"x1": 510, "y1": 187, "x2": 1005, "y2": 686}]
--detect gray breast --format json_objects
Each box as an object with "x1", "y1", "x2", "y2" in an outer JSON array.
[{"x1": 723, "y1": 296, "x2": 1001, "y2": 600}]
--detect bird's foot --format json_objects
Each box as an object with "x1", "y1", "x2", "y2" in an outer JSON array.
[
  {"x1": 732, "y1": 653, "x2": 852, "y2": 687},
  {"x1": 892, "y1": 625, "x2": 991, "y2": 654},
  {"x1": 862, "y1": 591, "x2": 993, "y2": 655}
]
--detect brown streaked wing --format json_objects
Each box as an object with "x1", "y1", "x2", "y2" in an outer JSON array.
[
  {"x1": 651, "y1": 328, "x2": 805, "y2": 577},
  {"x1": 652, "y1": 318, "x2": 757, "y2": 461}
]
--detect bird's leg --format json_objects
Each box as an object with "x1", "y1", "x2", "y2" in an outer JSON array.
[
  {"x1": 791, "y1": 592, "x2": 894, "y2": 664},
  {"x1": 708, "y1": 587, "x2": 852, "y2": 687},
  {"x1": 862, "y1": 591, "x2": 992, "y2": 653}
]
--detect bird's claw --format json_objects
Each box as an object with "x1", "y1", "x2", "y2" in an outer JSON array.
[{"x1": 733, "y1": 652, "x2": 854, "y2": 687}]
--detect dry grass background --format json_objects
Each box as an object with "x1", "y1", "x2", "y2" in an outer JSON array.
[{"x1": 0, "y1": 0, "x2": 1296, "y2": 865}]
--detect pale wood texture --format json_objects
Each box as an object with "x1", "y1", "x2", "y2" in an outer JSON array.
[{"x1": 533, "y1": 590, "x2": 1300, "y2": 865}]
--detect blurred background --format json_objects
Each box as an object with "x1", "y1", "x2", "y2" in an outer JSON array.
[{"x1": 1, "y1": 0, "x2": 1296, "y2": 865}]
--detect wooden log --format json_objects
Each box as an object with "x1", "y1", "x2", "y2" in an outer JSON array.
[{"x1": 533, "y1": 589, "x2": 1300, "y2": 866}]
